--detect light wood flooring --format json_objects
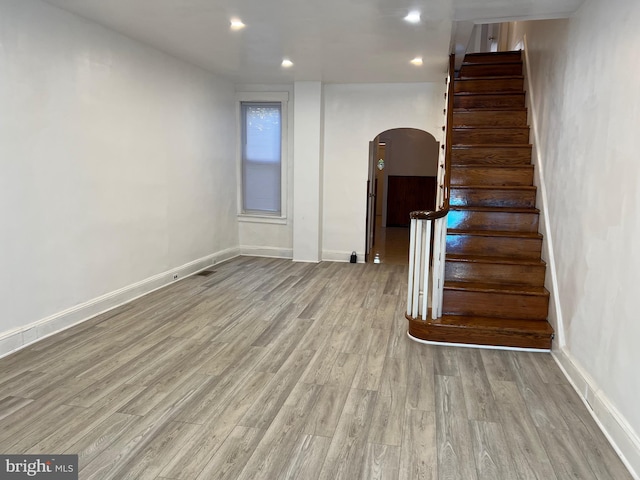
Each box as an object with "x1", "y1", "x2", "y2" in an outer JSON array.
[
  {"x1": 0, "y1": 257, "x2": 632, "y2": 479},
  {"x1": 369, "y1": 219, "x2": 410, "y2": 265}
]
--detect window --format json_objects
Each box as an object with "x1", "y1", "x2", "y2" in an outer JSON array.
[{"x1": 240, "y1": 101, "x2": 283, "y2": 216}]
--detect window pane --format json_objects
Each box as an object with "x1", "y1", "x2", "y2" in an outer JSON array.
[{"x1": 242, "y1": 103, "x2": 281, "y2": 214}]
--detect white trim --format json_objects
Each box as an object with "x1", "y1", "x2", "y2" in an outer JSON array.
[
  {"x1": 240, "y1": 245, "x2": 293, "y2": 259},
  {"x1": 0, "y1": 247, "x2": 241, "y2": 360},
  {"x1": 321, "y1": 249, "x2": 365, "y2": 263},
  {"x1": 520, "y1": 35, "x2": 566, "y2": 348},
  {"x1": 407, "y1": 332, "x2": 551, "y2": 352},
  {"x1": 237, "y1": 214, "x2": 287, "y2": 225},
  {"x1": 553, "y1": 349, "x2": 640, "y2": 479}
]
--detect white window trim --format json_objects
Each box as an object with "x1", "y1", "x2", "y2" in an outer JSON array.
[{"x1": 236, "y1": 91, "x2": 289, "y2": 223}]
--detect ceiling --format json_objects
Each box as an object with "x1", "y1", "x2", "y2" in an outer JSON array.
[{"x1": 43, "y1": 0, "x2": 584, "y2": 84}]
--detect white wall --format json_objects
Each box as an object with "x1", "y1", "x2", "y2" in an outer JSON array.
[
  {"x1": 509, "y1": 0, "x2": 640, "y2": 475},
  {"x1": 322, "y1": 83, "x2": 445, "y2": 261},
  {"x1": 293, "y1": 81, "x2": 324, "y2": 262},
  {"x1": 0, "y1": 0, "x2": 238, "y2": 354}
]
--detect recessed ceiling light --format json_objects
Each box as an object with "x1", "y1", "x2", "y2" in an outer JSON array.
[
  {"x1": 230, "y1": 18, "x2": 245, "y2": 30},
  {"x1": 411, "y1": 57, "x2": 423, "y2": 66},
  {"x1": 281, "y1": 59, "x2": 294, "y2": 68},
  {"x1": 404, "y1": 11, "x2": 421, "y2": 23}
]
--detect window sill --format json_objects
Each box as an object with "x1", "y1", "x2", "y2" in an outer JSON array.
[{"x1": 238, "y1": 214, "x2": 288, "y2": 225}]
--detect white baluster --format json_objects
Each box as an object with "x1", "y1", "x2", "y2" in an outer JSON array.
[
  {"x1": 412, "y1": 220, "x2": 423, "y2": 319},
  {"x1": 421, "y1": 220, "x2": 432, "y2": 320},
  {"x1": 407, "y1": 218, "x2": 416, "y2": 316}
]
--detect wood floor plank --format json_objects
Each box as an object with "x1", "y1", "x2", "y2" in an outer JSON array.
[
  {"x1": 479, "y1": 348, "x2": 515, "y2": 382},
  {"x1": 303, "y1": 384, "x2": 351, "y2": 437},
  {"x1": 405, "y1": 341, "x2": 435, "y2": 411},
  {"x1": 469, "y1": 420, "x2": 518, "y2": 480},
  {"x1": 353, "y1": 328, "x2": 391, "y2": 391},
  {"x1": 361, "y1": 443, "x2": 401, "y2": 480},
  {"x1": 435, "y1": 375, "x2": 478, "y2": 480},
  {"x1": 457, "y1": 348, "x2": 500, "y2": 422},
  {"x1": 239, "y1": 348, "x2": 315, "y2": 429},
  {"x1": 194, "y1": 426, "x2": 265, "y2": 480},
  {"x1": 399, "y1": 409, "x2": 436, "y2": 480},
  {"x1": 490, "y1": 380, "x2": 558, "y2": 480},
  {"x1": 317, "y1": 388, "x2": 378, "y2": 480},
  {"x1": 368, "y1": 385, "x2": 407, "y2": 447},
  {"x1": 508, "y1": 353, "x2": 569, "y2": 431},
  {"x1": 280, "y1": 434, "x2": 332, "y2": 480},
  {"x1": 235, "y1": 382, "x2": 322, "y2": 480},
  {"x1": 547, "y1": 384, "x2": 633, "y2": 480},
  {"x1": 0, "y1": 395, "x2": 34, "y2": 422}
]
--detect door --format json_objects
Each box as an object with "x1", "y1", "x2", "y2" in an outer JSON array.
[{"x1": 365, "y1": 140, "x2": 376, "y2": 261}]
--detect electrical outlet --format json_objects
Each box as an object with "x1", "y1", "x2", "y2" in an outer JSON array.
[{"x1": 173, "y1": 274, "x2": 178, "y2": 280}]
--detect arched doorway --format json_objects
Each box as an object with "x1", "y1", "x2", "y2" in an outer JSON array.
[{"x1": 365, "y1": 128, "x2": 439, "y2": 264}]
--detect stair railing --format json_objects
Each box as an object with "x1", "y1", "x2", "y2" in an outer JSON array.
[{"x1": 406, "y1": 54, "x2": 454, "y2": 321}]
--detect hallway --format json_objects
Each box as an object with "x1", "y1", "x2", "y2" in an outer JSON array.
[{"x1": 370, "y1": 217, "x2": 410, "y2": 265}]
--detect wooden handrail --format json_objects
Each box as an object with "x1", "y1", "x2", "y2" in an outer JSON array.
[{"x1": 410, "y1": 54, "x2": 455, "y2": 221}]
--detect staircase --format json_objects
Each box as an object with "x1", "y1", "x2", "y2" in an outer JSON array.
[{"x1": 409, "y1": 51, "x2": 554, "y2": 350}]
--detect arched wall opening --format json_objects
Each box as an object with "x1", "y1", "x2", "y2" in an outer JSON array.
[{"x1": 366, "y1": 128, "x2": 439, "y2": 264}]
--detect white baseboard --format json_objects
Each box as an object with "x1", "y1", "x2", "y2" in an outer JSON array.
[
  {"x1": 322, "y1": 249, "x2": 365, "y2": 263},
  {"x1": 0, "y1": 246, "x2": 241, "y2": 360},
  {"x1": 240, "y1": 245, "x2": 293, "y2": 259},
  {"x1": 553, "y1": 348, "x2": 640, "y2": 479}
]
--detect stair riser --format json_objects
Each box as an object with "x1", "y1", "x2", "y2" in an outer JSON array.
[
  {"x1": 453, "y1": 110, "x2": 528, "y2": 127},
  {"x1": 408, "y1": 320, "x2": 552, "y2": 349},
  {"x1": 452, "y1": 146, "x2": 532, "y2": 165},
  {"x1": 445, "y1": 262, "x2": 546, "y2": 287},
  {"x1": 450, "y1": 188, "x2": 536, "y2": 208},
  {"x1": 446, "y1": 234, "x2": 542, "y2": 259},
  {"x1": 460, "y1": 63, "x2": 523, "y2": 77},
  {"x1": 453, "y1": 128, "x2": 529, "y2": 145},
  {"x1": 455, "y1": 78, "x2": 524, "y2": 94},
  {"x1": 463, "y1": 52, "x2": 522, "y2": 64},
  {"x1": 448, "y1": 210, "x2": 539, "y2": 232},
  {"x1": 454, "y1": 94, "x2": 525, "y2": 109},
  {"x1": 442, "y1": 290, "x2": 549, "y2": 320},
  {"x1": 451, "y1": 166, "x2": 534, "y2": 186}
]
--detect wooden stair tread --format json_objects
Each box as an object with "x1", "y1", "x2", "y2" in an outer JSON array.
[
  {"x1": 453, "y1": 126, "x2": 528, "y2": 130},
  {"x1": 446, "y1": 254, "x2": 546, "y2": 266},
  {"x1": 453, "y1": 143, "x2": 532, "y2": 148},
  {"x1": 461, "y1": 61, "x2": 522, "y2": 67},
  {"x1": 444, "y1": 281, "x2": 549, "y2": 296},
  {"x1": 447, "y1": 229, "x2": 543, "y2": 239},
  {"x1": 450, "y1": 205, "x2": 539, "y2": 213},
  {"x1": 454, "y1": 107, "x2": 527, "y2": 112},
  {"x1": 455, "y1": 91, "x2": 525, "y2": 96},
  {"x1": 464, "y1": 51, "x2": 522, "y2": 58},
  {"x1": 451, "y1": 185, "x2": 536, "y2": 191},
  {"x1": 432, "y1": 315, "x2": 554, "y2": 335},
  {"x1": 456, "y1": 75, "x2": 524, "y2": 81},
  {"x1": 453, "y1": 165, "x2": 533, "y2": 169}
]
